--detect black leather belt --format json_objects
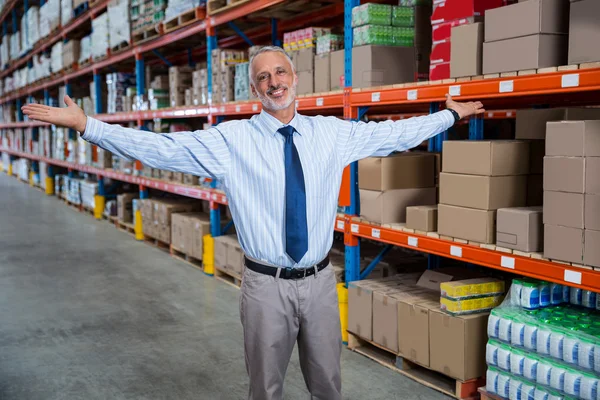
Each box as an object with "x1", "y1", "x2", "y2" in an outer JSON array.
[{"x1": 244, "y1": 256, "x2": 329, "y2": 280}]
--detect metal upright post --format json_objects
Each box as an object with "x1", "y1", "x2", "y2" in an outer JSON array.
[
  {"x1": 206, "y1": 28, "x2": 217, "y2": 105},
  {"x1": 16, "y1": 99, "x2": 23, "y2": 121},
  {"x1": 93, "y1": 70, "x2": 103, "y2": 114},
  {"x1": 135, "y1": 53, "x2": 145, "y2": 96},
  {"x1": 94, "y1": 176, "x2": 105, "y2": 220},
  {"x1": 11, "y1": 9, "x2": 17, "y2": 34},
  {"x1": 469, "y1": 115, "x2": 484, "y2": 140},
  {"x1": 427, "y1": 102, "x2": 445, "y2": 270},
  {"x1": 271, "y1": 18, "x2": 280, "y2": 47},
  {"x1": 43, "y1": 89, "x2": 50, "y2": 105}
]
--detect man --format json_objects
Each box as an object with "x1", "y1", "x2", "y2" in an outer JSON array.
[{"x1": 22, "y1": 46, "x2": 484, "y2": 400}]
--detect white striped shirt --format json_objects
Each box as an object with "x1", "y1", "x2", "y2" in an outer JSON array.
[{"x1": 83, "y1": 109, "x2": 454, "y2": 268}]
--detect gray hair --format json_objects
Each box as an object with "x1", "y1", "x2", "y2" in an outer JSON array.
[{"x1": 248, "y1": 46, "x2": 295, "y2": 85}]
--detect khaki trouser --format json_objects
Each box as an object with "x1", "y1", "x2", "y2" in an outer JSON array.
[{"x1": 239, "y1": 263, "x2": 342, "y2": 400}]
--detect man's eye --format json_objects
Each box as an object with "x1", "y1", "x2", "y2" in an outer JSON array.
[
  {"x1": 277, "y1": 70, "x2": 286, "y2": 75},
  {"x1": 258, "y1": 75, "x2": 267, "y2": 81}
]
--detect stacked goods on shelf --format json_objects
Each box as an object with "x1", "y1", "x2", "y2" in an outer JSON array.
[
  {"x1": 62, "y1": 0, "x2": 73, "y2": 26},
  {"x1": 485, "y1": 279, "x2": 600, "y2": 399},
  {"x1": 20, "y1": 6, "x2": 40, "y2": 55},
  {"x1": 483, "y1": 0, "x2": 569, "y2": 74},
  {"x1": 437, "y1": 141, "x2": 530, "y2": 243},
  {"x1": 39, "y1": 127, "x2": 53, "y2": 158},
  {"x1": 33, "y1": 53, "x2": 52, "y2": 82},
  {"x1": 568, "y1": 0, "x2": 600, "y2": 65},
  {"x1": 192, "y1": 68, "x2": 208, "y2": 105},
  {"x1": 314, "y1": 33, "x2": 344, "y2": 93},
  {"x1": 39, "y1": 0, "x2": 61, "y2": 39},
  {"x1": 358, "y1": 153, "x2": 437, "y2": 224},
  {"x1": 213, "y1": 234, "x2": 244, "y2": 277},
  {"x1": 9, "y1": 31, "x2": 20, "y2": 61},
  {"x1": 169, "y1": 66, "x2": 193, "y2": 107},
  {"x1": 16, "y1": 158, "x2": 30, "y2": 181},
  {"x1": 89, "y1": 79, "x2": 108, "y2": 114},
  {"x1": 80, "y1": 180, "x2": 99, "y2": 210},
  {"x1": 449, "y1": 22, "x2": 483, "y2": 78},
  {"x1": 543, "y1": 120, "x2": 600, "y2": 267},
  {"x1": 148, "y1": 75, "x2": 169, "y2": 109},
  {"x1": 108, "y1": 0, "x2": 131, "y2": 50},
  {"x1": 63, "y1": 40, "x2": 80, "y2": 70},
  {"x1": 285, "y1": 27, "x2": 332, "y2": 94},
  {"x1": 1, "y1": 35, "x2": 9, "y2": 66},
  {"x1": 131, "y1": 0, "x2": 166, "y2": 39},
  {"x1": 429, "y1": 0, "x2": 503, "y2": 80},
  {"x1": 211, "y1": 49, "x2": 246, "y2": 104},
  {"x1": 495, "y1": 207, "x2": 543, "y2": 253},
  {"x1": 91, "y1": 13, "x2": 110, "y2": 60},
  {"x1": 65, "y1": 176, "x2": 82, "y2": 204},
  {"x1": 406, "y1": 204, "x2": 438, "y2": 232},
  {"x1": 140, "y1": 198, "x2": 201, "y2": 243},
  {"x1": 106, "y1": 73, "x2": 136, "y2": 113},
  {"x1": 79, "y1": 35, "x2": 92, "y2": 65},
  {"x1": 234, "y1": 63, "x2": 249, "y2": 101},
  {"x1": 164, "y1": 0, "x2": 198, "y2": 20},
  {"x1": 440, "y1": 278, "x2": 505, "y2": 315},
  {"x1": 171, "y1": 212, "x2": 225, "y2": 261},
  {"x1": 117, "y1": 193, "x2": 138, "y2": 223}
]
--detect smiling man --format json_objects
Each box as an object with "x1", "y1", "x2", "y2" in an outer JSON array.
[{"x1": 22, "y1": 46, "x2": 484, "y2": 400}]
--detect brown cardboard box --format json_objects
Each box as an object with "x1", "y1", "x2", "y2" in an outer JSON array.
[
  {"x1": 586, "y1": 194, "x2": 600, "y2": 231},
  {"x1": 348, "y1": 281, "x2": 376, "y2": 339},
  {"x1": 516, "y1": 108, "x2": 600, "y2": 139},
  {"x1": 63, "y1": 40, "x2": 81, "y2": 67},
  {"x1": 568, "y1": 0, "x2": 600, "y2": 64},
  {"x1": 227, "y1": 240, "x2": 244, "y2": 276},
  {"x1": 438, "y1": 204, "x2": 496, "y2": 243},
  {"x1": 296, "y1": 48, "x2": 315, "y2": 72},
  {"x1": 484, "y1": 0, "x2": 570, "y2": 42},
  {"x1": 184, "y1": 174, "x2": 199, "y2": 186},
  {"x1": 192, "y1": 69, "x2": 208, "y2": 88},
  {"x1": 544, "y1": 225, "x2": 584, "y2": 264},
  {"x1": 530, "y1": 140, "x2": 545, "y2": 174},
  {"x1": 184, "y1": 89, "x2": 192, "y2": 106},
  {"x1": 372, "y1": 288, "x2": 422, "y2": 352},
  {"x1": 314, "y1": 54, "x2": 331, "y2": 93},
  {"x1": 360, "y1": 188, "x2": 437, "y2": 224},
  {"x1": 297, "y1": 71, "x2": 314, "y2": 95},
  {"x1": 546, "y1": 121, "x2": 600, "y2": 157},
  {"x1": 543, "y1": 157, "x2": 585, "y2": 193},
  {"x1": 406, "y1": 205, "x2": 438, "y2": 232},
  {"x1": 584, "y1": 229, "x2": 600, "y2": 267},
  {"x1": 213, "y1": 235, "x2": 230, "y2": 268},
  {"x1": 330, "y1": 50, "x2": 345, "y2": 90},
  {"x1": 117, "y1": 193, "x2": 137, "y2": 223},
  {"x1": 171, "y1": 213, "x2": 190, "y2": 253},
  {"x1": 586, "y1": 157, "x2": 600, "y2": 194},
  {"x1": 358, "y1": 153, "x2": 436, "y2": 191},
  {"x1": 352, "y1": 45, "x2": 416, "y2": 89},
  {"x1": 398, "y1": 298, "x2": 439, "y2": 367},
  {"x1": 483, "y1": 34, "x2": 568, "y2": 74},
  {"x1": 442, "y1": 140, "x2": 530, "y2": 176},
  {"x1": 189, "y1": 213, "x2": 211, "y2": 260},
  {"x1": 450, "y1": 23, "x2": 484, "y2": 78},
  {"x1": 543, "y1": 191, "x2": 584, "y2": 228},
  {"x1": 429, "y1": 310, "x2": 489, "y2": 381},
  {"x1": 440, "y1": 173, "x2": 527, "y2": 210},
  {"x1": 496, "y1": 207, "x2": 543, "y2": 252}
]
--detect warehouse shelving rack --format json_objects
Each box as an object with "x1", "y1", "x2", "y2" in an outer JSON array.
[{"x1": 1, "y1": 0, "x2": 600, "y2": 292}]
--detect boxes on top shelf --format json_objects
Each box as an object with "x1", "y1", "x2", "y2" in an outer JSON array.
[
  {"x1": 352, "y1": 3, "x2": 392, "y2": 27},
  {"x1": 108, "y1": 0, "x2": 131, "y2": 48},
  {"x1": 450, "y1": 22, "x2": 483, "y2": 78},
  {"x1": 430, "y1": 0, "x2": 504, "y2": 25},
  {"x1": 91, "y1": 12, "x2": 110, "y2": 59},
  {"x1": 358, "y1": 153, "x2": 436, "y2": 191},
  {"x1": 515, "y1": 107, "x2": 600, "y2": 140},
  {"x1": 442, "y1": 140, "x2": 530, "y2": 176},
  {"x1": 568, "y1": 0, "x2": 600, "y2": 64},
  {"x1": 496, "y1": 206, "x2": 543, "y2": 252},
  {"x1": 316, "y1": 33, "x2": 344, "y2": 56},
  {"x1": 352, "y1": 45, "x2": 416, "y2": 89},
  {"x1": 283, "y1": 28, "x2": 330, "y2": 52}
]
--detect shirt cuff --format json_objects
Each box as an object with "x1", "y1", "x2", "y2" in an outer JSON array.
[
  {"x1": 438, "y1": 109, "x2": 455, "y2": 130},
  {"x1": 80, "y1": 116, "x2": 105, "y2": 144}
]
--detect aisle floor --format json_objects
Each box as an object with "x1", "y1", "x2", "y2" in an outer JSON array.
[{"x1": 0, "y1": 173, "x2": 451, "y2": 400}]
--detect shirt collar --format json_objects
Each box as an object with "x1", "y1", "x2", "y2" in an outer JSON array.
[{"x1": 258, "y1": 109, "x2": 303, "y2": 137}]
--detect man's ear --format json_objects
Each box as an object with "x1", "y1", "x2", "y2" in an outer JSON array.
[{"x1": 250, "y1": 82, "x2": 257, "y2": 98}]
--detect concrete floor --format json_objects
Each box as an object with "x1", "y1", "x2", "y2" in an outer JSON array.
[{"x1": 0, "y1": 173, "x2": 451, "y2": 400}]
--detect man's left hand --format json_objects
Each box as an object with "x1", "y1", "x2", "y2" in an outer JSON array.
[{"x1": 445, "y1": 94, "x2": 485, "y2": 119}]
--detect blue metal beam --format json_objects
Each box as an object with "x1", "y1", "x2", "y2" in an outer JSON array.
[
  {"x1": 93, "y1": 73, "x2": 102, "y2": 114},
  {"x1": 187, "y1": 48, "x2": 195, "y2": 67},
  {"x1": 469, "y1": 115, "x2": 484, "y2": 140},
  {"x1": 207, "y1": 34, "x2": 217, "y2": 104},
  {"x1": 135, "y1": 57, "x2": 145, "y2": 96},
  {"x1": 12, "y1": 9, "x2": 17, "y2": 32},
  {"x1": 222, "y1": 220, "x2": 234, "y2": 235},
  {"x1": 344, "y1": 0, "x2": 359, "y2": 87},
  {"x1": 345, "y1": 243, "x2": 360, "y2": 283},
  {"x1": 360, "y1": 245, "x2": 392, "y2": 280},
  {"x1": 271, "y1": 18, "x2": 281, "y2": 47},
  {"x1": 227, "y1": 21, "x2": 254, "y2": 47},
  {"x1": 16, "y1": 99, "x2": 22, "y2": 121},
  {"x1": 152, "y1": 49, "x2": 173, "y2": 67},
  {"x1": 43, "y1": 89, "x2": 50, "y2": 105}
]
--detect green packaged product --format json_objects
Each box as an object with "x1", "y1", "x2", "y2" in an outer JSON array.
[
  {"x1": 351, "y1": 3, "x2": 392, "y2": 28},
  {"x1": 392, "y1": 6, "x2": 415, "y2": 27},
  {"x1": 398, "y1": 0, "x2": 432, "y2": 5},
  {"x1": 353, "y1": 25, "x2": 414, "y2": 47}
]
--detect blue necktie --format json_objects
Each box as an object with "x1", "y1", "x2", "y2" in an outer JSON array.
[{"x1": 278, "y1": 125, "x2": 308, "y2": 263}]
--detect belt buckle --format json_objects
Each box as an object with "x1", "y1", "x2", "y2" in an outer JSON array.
[{"x1": 284, "y1": 267, "x2": 293, "y2": 279}]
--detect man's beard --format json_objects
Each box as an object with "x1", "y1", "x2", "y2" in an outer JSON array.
[{"x1": 256, "y1": 82, "x2": 297, "y2": 111}]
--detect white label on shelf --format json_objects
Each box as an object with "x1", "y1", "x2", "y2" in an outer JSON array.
[
  {"x1": 564, "y1": 270, "x2": 582, "y2": 285},
  {"x1": 210, "y1": 17, "x2": 216, "y2": 25},
  {"x1": 220, "y1": 106, "x2": 225, "y2": 112},
  {"x1": 316, "y1": 97, "x2": 324, "y2": 107},
  {"x1": 252, "y1": 104, "x2": 258, "y2": 112},
  {"x1": 372, "y1": 228, "x2": 380, "y2": 238},
  {"x1": 449, "y1": 85, "x2": 461, "y2": 96},
  {"x1": 501, "y1": 256, "x2": 515, "y2": 269},
  {"x1": 488, "y1": 112, "x2": 494, "y2": 118},
  {"x1": 371, "y1": 92, "x2": 381, "y2": 102},
  {"x1": 450, "y1": 246, "x2": 462, "y2": 257},
  {"x1": 408, "y1": 237, "x2": 418, "y2": 247},
  {"x1": 407, "y1": 90, "x2": 418, "y2": 100},
  {"x1": 507, "y1": 111, "x2": 513, "y2": 117},
  {"x1": 211, "y1": 194, "x2": 218, "y2": 201},
  {"x1": 499, "y1": 80, "x2": 514, "y2": 93},
  {"x1": 336, "y1": 220, "x2": 344, "y2": 230},
  {"x1": 235, "y1": 105, "x2": 241, "y2": 112},
  {"x1": 351, "y1": 224, "x2": 359, "y2": 233},
  {"x1": 184, "y1": 109, "x2": 196, "y2": 116},
  {"x1": 221, "y1": 195, "x2": 227, "y2": 203},
  {"x1": 562, "y1": 74, "x2": 580, "y2": 88}
]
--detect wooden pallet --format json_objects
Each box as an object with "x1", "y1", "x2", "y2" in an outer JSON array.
[
  {"x1": 89, "y1": 0, "x2": 102, "y2": 7},
  {"x1": 207, "y1": 0, "x2": 251, "y2": 15},
  {"x1": 73, "y1": 1, "x2": 89, "y2": 18},
  {"x1": 169, "y1": 246, "x2": 203, "y2": 271},
  {"x1": 479, "y1": 387, "x2": 502, "y2": 400},
  {"x1": 214, "y1": 266, "x2": 242, "y2": 288},
  {"x1": 162, "y1": 6, "x2": 206, "y2": 34},
  {"x1": 110, "y1": 41, "x2": 130, "y2": 54},
  {"x1": 143, "y1": 235, "x2": 170, "y2": 252},
  {"x1": 79, "y1": 57, "x2": 93, "y2": 69},
  {"x1": 110, "y1": 216, "x2": 136, "y2": 236},
  {"x1": 347, "y1": 332, "x2": 482, "y2": 400},
  {"x1": 132, "y1": 25, "x2": 162, "y2": 44}
]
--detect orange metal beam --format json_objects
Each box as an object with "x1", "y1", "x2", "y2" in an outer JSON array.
[{"x1": 206, "y1": 0, "x2": 285, "y2": 27}]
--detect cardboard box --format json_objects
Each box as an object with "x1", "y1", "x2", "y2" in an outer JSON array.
[
  {"x1": 63, "y1": 39, "x2": 81, "y2": 67},
  {"x1": 544, "y1": 225, "x2": 584, "y2": 264},
  {"x1": 330, "y1": 49, "x2": 345, "y2": 90},
  {"x1": 398, "y1": 298, "x2": 439, "y2": 367},
  {"x1": 484, "y1": 0, "x2": 570, "y2": 42},
  {"x1": 546, "y1": 121, "x2": 600, "y2": 157},
  {"x1": 214, "y1": 235, "x2": 234, "y2": 268},
  {"x1": 406, "y1": 205, "x2": 438, "y2": 232},
  {"x1": 296, "y1": 48, "x2": 315, "y2": 72},
  {"x1": 584, "y1": 229, "x2": 600, "y2": 267},
  {"x1": 171, "y1": 213, "x2": 190, "y2": 253},
  {"x1": 360, "y1": 188, "x2": 437, "y2": 224},
  {"x1": 568, "y1": 0, "x2": 600, "y2": 64},
  {"x1": 227, "y1": 240, "x2": 244, "y2": 276},
  {"x1": 516, "y1": 108, "x2": 600, "y2": 139},
  {"x1": 352, "y1": 45, "x2": 416, "y2": 89},
  {"x1": 372, "y1": 289, "x2": 419, "y2": 353},
  {"x1": 438, "y1": 204, "x2": 496, "y2": 243},
  {"x1": 358, "y1": 153, "x2": 436, "y2": 191},
  {"x1": 586, "y1": 194, "x2": 600, "y2": 231},
  {"x1": 348, "y1": 281, "x2": 376, "y2": 339},
  {"x1": 543, "y1": 191, "x2": 584, "y2": 228},
  {"x1": 586, "y1": 157, "x2": 600, "y2": 194},
  {"x1": 117, "y1": 192, "x2": 137, "y2": 223},
  {"x1": 450, "y1": 22, "x2": 484, "y2": 78},
  {"x1": 314, "y1": 53, "x2": 330, "y2": 93},
  {"x1": 496, "y1": 207, "x2": 543, "y2": 252},
  {"x1": 442, "y1": 140, "x2": 530, "y2": 176},
  {"x1": 439, "y1": 173, "x2": 527, "y2": 210},
  {"x1": 430, "y1": 62, "x2": 450, "y2": 81},
  {"x1": 189, "y1": 213, "x2": 211, "y2": 260},
  {"x1": 296, "y1": 70, "x2": 314, "y2": 95},
  {"x1": 483, "y1": 34, "x2": 567, "y2": 74},
  {"x1": 430, "y1": 40, "x2": 451, "y2": 65},
  {"x1": 543, "y1": 157, "x2": 585, "y2": 193},
  {"x1": 432, "y1": 17, "x2": 480, "y2": 43},
  {"x1": 430, "y1": 0, "x2": 504, "y2": 24},
  {"x1": 429, "y1": 309, "x2": 489, "y2": 381}
]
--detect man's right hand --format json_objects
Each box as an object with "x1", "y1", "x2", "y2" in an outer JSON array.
[{"x1": 22, "y1": 95, "x2": 87, "y2": 133}]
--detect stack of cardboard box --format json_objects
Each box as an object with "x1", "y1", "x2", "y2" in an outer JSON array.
[
  {"x1": 358, "y1": 153, "x2": 437, "y2": 225},
  {"x1": 117, "y1": 193, "x2": 138, "y2": 223},
  {"x1": 62, "y1": 40, "x2": 80, "y2": 70},
  {"x1": 234, "y1": 63, "x2": 250, "y2": 101},
  {"x1": 140, "y1": 198, "x2": 201, "y2": 243},
  {"x1": 568, "y1": 0, "x2": 600, "y2": 65},
  {"x1": 438, "y1": 141, "x2": 530, "y2": 243},
  {"x1": 406, "y1": 205, "x2": 438, "y2": 233},
  {"x1": 495, "y1": 206, "x2": 543, "y2": 252},
  {"x1": 214, "y1": 234, "x2": 245, "y2": 277},
  {"x1": 543, "y1": 120, "x2": 600, "y2": 267},
  {"x1": 293, "y1": 48, "x2": 315, "y2": 95},
  {"x1": 211, "y1": 49, "x2": 246, "y2": 104},
  {"x1": 483, "y1": 0, "x2": 569, "y2": 74},
  {"x1": 314, "y1": 39, "x2": 344, "y2": 93},
  {"x1": 169, "y1": 66, "x2": 193, "y2": 108},
  {"x1": 171, "y1": 212, "x2": 213, "y2": 261},
  {"x1": 429, "y1": 0, "x2": 503, "y2": 80}
]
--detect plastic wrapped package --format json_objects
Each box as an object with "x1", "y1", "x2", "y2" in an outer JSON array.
[
  {"x1": 392, "y1": 6, "x2": 415, "y2": 27},
  {"x1": 441, "y1": 278, "x2": 506, "y2": 300},
  {"x1": 351, "y1": 3, "x2": 392, "y2": 28},
  {"x1": 164, "y1": 0, "x2": 198, "y2": 20},
  {"x1": 316, "y1": 33, "x2": 343, "y2": 55},
  {"x1": 10, "y1": 32, "x2": 21, "y2": 61},
  {"x1": 107, "y1": 0, "x2": 130, "y2": 48},
  {"x1": 51, "y1": 41, "x2": 63, "y2": 74},
  {"x1": 353, "y1": 25, "x2": 415, "y2": 47},
  {"x1": 234, "y1": 62, "x2": 249, "y2": 101},
  {"x1": 26, "y1": 67, "x2": 35, "y2": 86},
  {"x1": 26, "y1": 7, "x2": 40, "y2": 50},
  {"x1": 79, "y1": 35, "x2": 92, "y2": 65},
  {"x1": 61, "y1": 0, "x2": 73, "y2": 26},
  {"x1": 1, "y1": 35, "x2": 9, "y2": 66},
  {"x1": 80, "y1": 180, "x2": 98, "y2": 210},
  {"x1": 39, "y1": 3, "x2": 50, "y2": 38},
  {"x1": 91, "y1": 12, "x2": 109, "y2": 59}
]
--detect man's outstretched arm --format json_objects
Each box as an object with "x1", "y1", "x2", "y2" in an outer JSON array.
[{"x1": 22, "y1": 96, "x2": 231, "y2": 179}]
